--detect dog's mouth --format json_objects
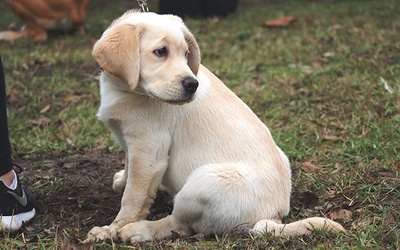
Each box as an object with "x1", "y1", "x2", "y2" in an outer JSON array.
[{"x1": 148, "y1": 92, "x2": 195, "y2": 105}]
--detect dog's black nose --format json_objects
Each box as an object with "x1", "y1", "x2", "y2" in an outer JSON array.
[{"x1": 181, "y1": 77, "x2": 198, "y2": 95}]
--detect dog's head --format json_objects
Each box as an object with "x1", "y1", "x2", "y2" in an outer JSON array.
[{"x1": 93, "y1": 10, "x2": 201, "y2": 104}]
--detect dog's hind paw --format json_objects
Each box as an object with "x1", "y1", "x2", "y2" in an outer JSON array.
[{"x1": 112, "y1": 170, "x2": 126, "y2": 193}]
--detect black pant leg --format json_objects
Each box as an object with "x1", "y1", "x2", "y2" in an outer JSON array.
[{"x1": 0, "y1": 56, "x2": 13, "y2": 175}]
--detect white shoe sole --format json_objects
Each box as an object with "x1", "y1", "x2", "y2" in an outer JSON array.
[{"x1": 1, "y1": 208, "x2": 36, "y2": 232}]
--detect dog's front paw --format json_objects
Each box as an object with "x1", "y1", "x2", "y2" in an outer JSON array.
[
  {"x1": 84, "y1": 224, "x2": 119, "y2": 243},
  {"x1": 118, "y1": 221, "x2": 153, "y2": 243},
  {"x1": 112, "y1": 170, "x2": 126, "y2": 193}
]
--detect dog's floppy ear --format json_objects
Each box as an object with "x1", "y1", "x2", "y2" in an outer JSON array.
[
  {"x1": 183, "y1": 28, "x2": 201, "y2": 76},
  {"x1": 92, "y1": 24, "x2": 141, "y2": 91}
]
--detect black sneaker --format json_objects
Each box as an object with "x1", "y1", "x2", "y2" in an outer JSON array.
[{"x1": 0, "y1": 168, "x2": 36, "y2": 232}]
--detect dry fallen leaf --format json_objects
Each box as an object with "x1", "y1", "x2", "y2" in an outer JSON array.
[
  {"x1": 63, "y1": 162, "x2": 75, "y2": 169},
  {"x1": 379, "y1": 171, "x2": 394, "y2": 178},
  {"x1": 382, "y1": 213, "x2": 396, "y2": 226},
  {"x1": 27, "y1": 118, "x2": 50, "y2": 128},
  {"x1": 351, "y1": 219, "x2": 369, "y2": 231},
  {"x1": 263, "y1": 16, "x2": 297, "y2": 27},
  {"x1": 40, "y1": 104, "x2": 51, "y2": 113},
  {"x1": 364, "y1": 172, "x2": 375, "y2": 181},
  {"x1": 90, "y1": 146, "x2": 107, "y2": 153},
  {"x1": 329, "y1": 24, "x2": 342, "y2": 31},
  {"x1": 330, "y1": 209, "x2": 352, "y2": 221},
  {"x1": 66, "y1": 137, "x2": 75, "y2": 146},
  {"x1": 323, "y1": 134, "x2": 339, "y2": 140},
  {"x1": 300, "y1": 161, "x2": 319, "y2": 172},
  {"x1": 334, "y1": 162, "x2": 343, "y2": 169}
]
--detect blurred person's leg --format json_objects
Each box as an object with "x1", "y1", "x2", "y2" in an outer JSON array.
[{"x1": 0, "y1": 57, "x2": 36, "y2": 233}]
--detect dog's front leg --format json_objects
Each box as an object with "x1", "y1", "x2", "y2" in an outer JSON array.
[
  {"x1": 114, "y1": 152, "x2": 168, "y2": 229},
  {"x1": 86, "y1": 137, "x2": 169, "y2": 242}
]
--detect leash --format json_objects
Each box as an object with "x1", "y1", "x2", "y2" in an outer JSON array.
[{"x1": 137, "y1": 0, "x2": 149, "y2": 12}]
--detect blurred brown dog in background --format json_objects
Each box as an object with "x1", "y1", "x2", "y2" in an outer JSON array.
[{"x1": 0, "y1": 0, "x2": 90, "y2": 41}]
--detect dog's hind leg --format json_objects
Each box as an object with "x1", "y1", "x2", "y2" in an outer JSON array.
[
  {"x1": 170, "y1": 163, "x2": 258, "y2": 236},
  {"x1": 252, "y1": 217, "x2": 345, "y2": 236},
  {"x1": 118, "y1": 163, "x2": 254, "y2": 243}
]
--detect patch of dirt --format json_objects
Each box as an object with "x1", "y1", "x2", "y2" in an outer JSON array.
[
  {"x1": 13, "y1": 150, "x2": 343, "y2": 247},
  {"x1": 14, "y1": 150, "x2": 173, "y2": 243}
]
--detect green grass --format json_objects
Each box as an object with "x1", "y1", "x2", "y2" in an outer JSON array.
[{"x1": 1, "y1": 0, "x2": 399, "y2": 249}]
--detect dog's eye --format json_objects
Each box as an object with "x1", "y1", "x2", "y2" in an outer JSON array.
[{"x1": 153, "y1": 47, "x2": 168, "y2": 57}]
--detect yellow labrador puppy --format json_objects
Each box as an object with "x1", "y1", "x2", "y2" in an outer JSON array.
[{"x1": 87, "y1": 10, "x2": 345, "y2": 243}]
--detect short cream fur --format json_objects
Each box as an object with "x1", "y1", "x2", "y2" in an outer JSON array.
[{"x1": 86, "y1": 10, "x2": 345, "y2": 243}]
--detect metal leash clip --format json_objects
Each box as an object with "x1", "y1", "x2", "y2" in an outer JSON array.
[{"x1": 137, "y1": 0, "x2": 149, "y2": 12}]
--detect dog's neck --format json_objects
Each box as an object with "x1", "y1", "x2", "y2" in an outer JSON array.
[{"x1": 132, "y1": 84, "x2": 147, "y2": 96}]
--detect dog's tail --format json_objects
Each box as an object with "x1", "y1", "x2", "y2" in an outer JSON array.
[{"x1": 252, "y1": 217, "x2": 345, "y2": 236}]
